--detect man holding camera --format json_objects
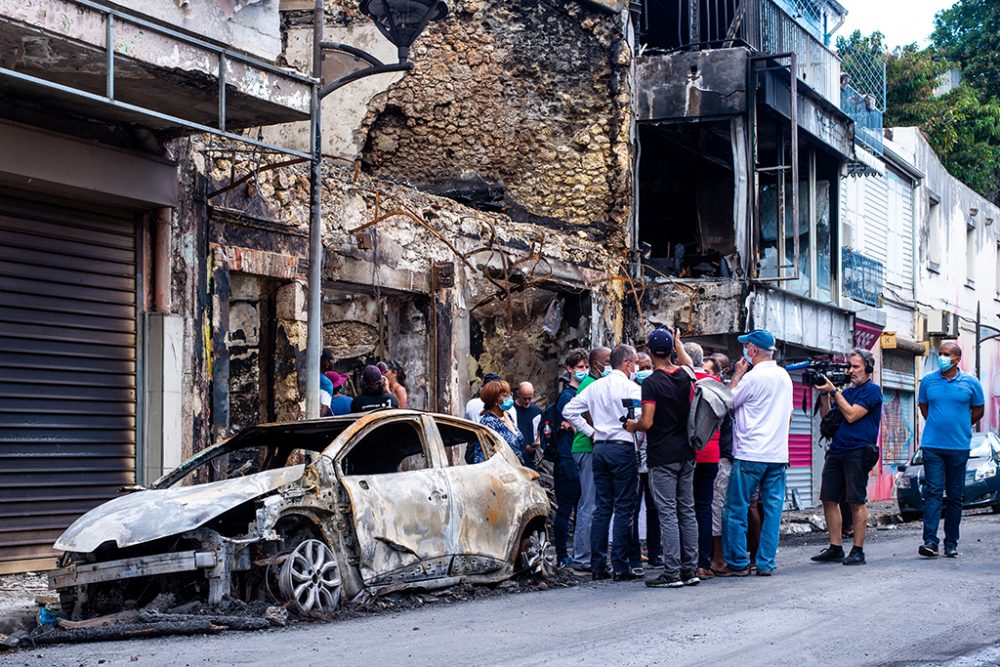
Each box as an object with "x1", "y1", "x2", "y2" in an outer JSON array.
[{"x1": 812, "y1": 349, "x2": 883, "y2": 566}]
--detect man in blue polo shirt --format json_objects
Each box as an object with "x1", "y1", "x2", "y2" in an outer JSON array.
[
  {"x1": 916, "y1": 342, "x2": 985, "y2": 558},
  {"x1": 812, "y1": 349, "x2": 882, "y2": 566}
]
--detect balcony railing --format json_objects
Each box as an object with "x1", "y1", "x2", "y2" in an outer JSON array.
[
  {"x1": 842, "y1": 248, "x2": 884, "y2": 306},
  {"x1": 841, "y1": 84, "x2": 884, "y2": 155},
  {"x1": 639, "y1": 0, "x2": 841, "y2": 104}
]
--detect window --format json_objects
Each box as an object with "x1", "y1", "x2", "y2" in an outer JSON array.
[
  {"x1": 966, "y1": 224, "x2": 976, "y2": 285},
  {"x1": 995, "y1": 242, "x2": 1000, "y2": 296},
  {"x1": 437, "y1": 422, "x2": 497, "y2": 466},
  {"x1": 928, "y1": 197, "x2": 942, "y2": 268},
  {"x1": 341, "y1": 421, "x2": 428, "y2": 475}
]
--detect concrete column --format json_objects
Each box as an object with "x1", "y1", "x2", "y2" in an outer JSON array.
[
  {"x1": 431, "y1": 263, "x2": 470, "y2": 416},
  {"x1": 274, "y1": 281, "x2": 309, "y2": 422}
]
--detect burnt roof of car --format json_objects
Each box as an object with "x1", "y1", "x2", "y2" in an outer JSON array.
[{"x1": 228, "y1": 409, "x2": 428, "y2": 443}]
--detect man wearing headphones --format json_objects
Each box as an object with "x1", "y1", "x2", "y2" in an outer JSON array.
[{"x1": 812, "y1": 349, "x2": 883, "y2": 565}]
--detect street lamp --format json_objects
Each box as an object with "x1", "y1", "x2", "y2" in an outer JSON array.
[
  {"x1": 360, "y1": 0, "x2": 449, "y2": 63},
  {"x1": 305, "y1": 0, "x2": 448, "y2": 419}
]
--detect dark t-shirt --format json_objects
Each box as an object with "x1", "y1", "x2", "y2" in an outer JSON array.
[
  {"x1": 514, "y1": 403, "x2": 542, "y2": 444},
  {"x1": 554, "y1": 387, "x2": 577, "y2": 459},
  {"x1": 829, "y1": 381, "x2": 883, "y2": 454},
  {"x1": 641, "y1": 367, "x2": 694, "y2": 467},
  {"x1": 350, "y1": 392, "x2": 399, "y2": 413}
]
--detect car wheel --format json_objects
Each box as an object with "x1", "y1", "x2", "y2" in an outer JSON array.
[
  {"x1": 900, "y1": 511, "x2": 922, "y2": 522},
  {"x1": 278, "y1": 538, "x2": 342, "y2": 613},
  {"x1": 519, "y1": 528, "x2": 556, "y2": 577},
  {"x1": 991, "y1": 503, "x2": 1000, "y2": 515}
]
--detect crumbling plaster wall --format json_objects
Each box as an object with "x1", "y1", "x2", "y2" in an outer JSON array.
[{"x1": 333, "y1": 0, "x2": 634, "y2": 241}]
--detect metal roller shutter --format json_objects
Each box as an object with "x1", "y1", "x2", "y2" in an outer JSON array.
[
  {"x1": 0, "y1": 195, "x2": 137, "y2": 572},
  {"x1": 787, "y1": 377, "x2": 814, "y2": 509}
]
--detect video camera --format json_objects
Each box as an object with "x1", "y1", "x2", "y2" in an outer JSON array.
[{"x1": 787, "y1": 360, "x2": 851, "y2": 387}]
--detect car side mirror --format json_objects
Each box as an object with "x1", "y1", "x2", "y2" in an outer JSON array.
[
  {"x1": 120, "y1": 484, "x2": 147, "y2": 493},
  {"x1": 896, "y1": 464, "x2": 907, "y2": 473}
]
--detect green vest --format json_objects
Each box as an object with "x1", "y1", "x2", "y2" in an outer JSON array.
[{"x1": 570, "y1": 374, "x2": 597, "y2": 453}]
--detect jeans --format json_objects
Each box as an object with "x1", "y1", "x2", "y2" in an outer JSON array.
[
  {"x1": 591, "y1": 442, "x2": 639, "y2": 575},
  {"x1": 630, "y1": 472, "x2": 661, "y2": 565},
  {"x1": 649, "y1": 461, "x2": 698, "y2": 576},
  {"x1": 553, "y1": 456, "x2": 581, "y2": 564},
  {"x1": 921, "y1": 447, "x2": 970, "y2": 549},
  {"x1": 722, "y1": 459, "x2": 786, "y2": 572},
  {"x1": 571, "y1": 451, "x2": 595, "y2": 568},
  {"x1": 693, "y1": 462, "x2": 718, "y2": 569}
]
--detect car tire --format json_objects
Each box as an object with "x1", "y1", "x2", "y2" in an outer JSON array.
[
  {"x1": 517, "y1": 527, "x2": 556, "y2": 577},
  {"x1": 899, "y1": 511, "x2": 922, "y2": 522},
  {"x1": 277, "y1": 538, "x2": 343, "y2": 613},
  {"x1": 991, "y1": 503, "x2": 1000, "y2": 515}
]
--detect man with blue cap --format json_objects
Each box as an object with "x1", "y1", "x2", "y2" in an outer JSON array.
[{"x1": 714, "y1": 329, "x2": 792, "y2": 577}]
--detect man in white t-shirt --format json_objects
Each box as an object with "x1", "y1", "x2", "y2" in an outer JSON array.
[{"x1": 715, "y1": 329, "x2": 792, "y2": 578}]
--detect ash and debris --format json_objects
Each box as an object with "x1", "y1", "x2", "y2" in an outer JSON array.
[{"x1": 0, "y1": 570, "x2": 581, "y2": 651}]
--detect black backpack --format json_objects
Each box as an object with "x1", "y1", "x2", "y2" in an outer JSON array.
[{"x1": 538, "y1": 401, "x2": 560, "y2": 462}]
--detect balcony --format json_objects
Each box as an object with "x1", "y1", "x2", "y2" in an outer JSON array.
[
  {"x1": 842, "y1": 248, "x2": 884, "y2": 307},
  {"x1": 639, "y1": 0, "x2": 842, "y2": 103}
]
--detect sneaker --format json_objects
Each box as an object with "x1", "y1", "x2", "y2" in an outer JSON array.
[
  {"x1": 630, "y1": 566, "x2": 646, "y2": 577},
  {"x1": 592, "y1": 571, "x2": 612, "y2": 581},
  {"x1": 645, "y1": 573, "x2": 684, "y2": 588},
  {"x1": 842, "y1": 548, "x2": 865, "y2": 566},
  {"x1": 944, "y1": 546, "x2": 958, "y2": 558},
  {"x1": 648, "y1": 557, "x2": 665, "y2": 568},
  {"x1": 680, "y1": 570, "x2": 701, "y2": 586},
  {"x1": 612, "y1": 571, "x2": 638, "y2": 582},
  {"x1": 810, "y1": 545, "x2": 845, "y2": 563},
  {"x1": 755, "y1": 567, "x2": 774, "y2": 577},
  {"x1": 711, "y1": 563, "x2": 750, "y2": 577},
  {"x1": 918, "y1": 543, "x2": 939, "y2": 558},
  {"x1": 570, "y1": 566, "x2": 592, "y2": 576}
]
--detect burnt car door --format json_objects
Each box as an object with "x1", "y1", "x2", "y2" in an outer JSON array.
[
  {"x1": 336, "y1": 415, "x2": 455, "y2": 586},
  {"x1": 430, "y1": 417, "x2": 522, "y2": 575}
]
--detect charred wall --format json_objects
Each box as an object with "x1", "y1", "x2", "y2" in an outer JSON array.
[{"x1": 351, "y1": 0, "x2": 633, "y2": 241}]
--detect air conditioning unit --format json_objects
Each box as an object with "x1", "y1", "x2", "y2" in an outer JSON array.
[{"x1": 924, "y1": 309, "x2": 959, "y2": 337}]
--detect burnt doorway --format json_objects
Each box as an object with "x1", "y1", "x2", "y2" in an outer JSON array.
[{"x1": 227, "y1": 273, "x2": 279, "y2": 431}]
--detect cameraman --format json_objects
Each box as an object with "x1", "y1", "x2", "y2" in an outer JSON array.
[{"x1": 811, "y1": 349, "x2": 883, "y2": 566}]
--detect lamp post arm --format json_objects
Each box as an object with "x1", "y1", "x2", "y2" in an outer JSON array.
[{"x1": 319, "y1": 61, "x2": 414, "y2": 99}]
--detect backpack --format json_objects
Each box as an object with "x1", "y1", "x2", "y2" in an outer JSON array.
[
  {"x1": 538, "y1": 401, "x2": 560, "y2": 462},
  {"x1": 680, "y1": 367, "x2": 733, "y2": 451}
]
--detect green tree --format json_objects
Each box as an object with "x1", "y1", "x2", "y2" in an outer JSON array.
[{"x1": 933, "y1": 0, "x2": 1000, "y2": 101}]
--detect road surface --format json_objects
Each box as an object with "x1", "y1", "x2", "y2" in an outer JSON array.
[{"x1": 4, "y1": 513, "x2": 999, "y2": 667}]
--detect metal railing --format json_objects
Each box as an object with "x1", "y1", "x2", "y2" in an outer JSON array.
[
  {"x1": 640, "y1": 0, "x2": 842, "y2": 103},
  {"x1": 0, "y1": 0, "x2": 315, "y2": 159},
  {"x1": 842, "y1": 248, "x2": 884, "y2": 306},
  {"x1": 841, "y1": 84, "x2": 884, "y2": 155}
]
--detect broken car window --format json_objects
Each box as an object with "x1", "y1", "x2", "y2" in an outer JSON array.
[
  {"x1": 437, "y1": 422, "x2": 496, "y2": 466},
  {"x1": 341, "y1": 420, "x2": 429, "y2": 476}
]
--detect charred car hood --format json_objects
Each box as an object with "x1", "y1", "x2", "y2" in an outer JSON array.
[{"x1": 55, "y1": 465, "x2": 305, "y2": 553}]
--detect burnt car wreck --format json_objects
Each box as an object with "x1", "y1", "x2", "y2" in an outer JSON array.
[{"x1": 49, "y1": 411, "x2": 552, "y2": 619}]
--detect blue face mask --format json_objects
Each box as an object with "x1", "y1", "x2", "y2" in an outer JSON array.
[
  {"x1": 500, "y1": 396, "x2": 515, "y2": 411},
  {"x1": 636, "y1": 369, "x2": 653, "y2": 384},
  {"x1": 937, "y1": 355, "x2": 954, "y2": 373},
  {"x1": 742, "y1": 347, "x2": 753, "y2": 364},
  {"x1": 600, "y1": 367, "x2": 611, "y2": 378},
  {"x1": 573, "y1": 370, "x2": 589, "y2": 382}
]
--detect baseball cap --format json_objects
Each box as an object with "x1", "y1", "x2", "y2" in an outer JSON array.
[
  {"x1": 647, "y1": 328, "x2": 674, "y2": 357},
  {"x1": 737, "y1": 329, "x2": 776, "y2": 350},
  {"x1": 362, "y1": 365, "x2": 383, "y2": 385}
]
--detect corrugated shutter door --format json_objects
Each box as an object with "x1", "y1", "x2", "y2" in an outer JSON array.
[
  {"x1": 0, "y1": 196, "x2": 137, "y2": 572},
  {"x1": 787, "y1": 378, "x2": 814, "y2": 508},
  {"x1": 862, "y1": 175, "x2": 889, "y2": 266}
]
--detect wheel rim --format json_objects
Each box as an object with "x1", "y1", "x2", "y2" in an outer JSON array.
[
  {"x1": 522, "y1": 529, "x2": 556, "y2": 576},
  {"x1": 278, "y1": 539, "x2": 342, "y2": 612}
]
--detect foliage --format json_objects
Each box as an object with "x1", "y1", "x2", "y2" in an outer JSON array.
[{"x1": 859, "y1": 1, "x2": 1000, "y2": 203}]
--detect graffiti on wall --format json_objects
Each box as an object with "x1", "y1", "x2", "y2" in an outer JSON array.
[{"x1": 881, "y1": 389, "x2": 915, "y2": 464}]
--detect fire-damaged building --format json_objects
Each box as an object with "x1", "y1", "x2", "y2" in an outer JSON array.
[
  {"x1": 632, "y1": 0, "x2": 873, "y2": 506},
  {"x1": 1, "y1": 0, "x2": 897, "y2": 575}
]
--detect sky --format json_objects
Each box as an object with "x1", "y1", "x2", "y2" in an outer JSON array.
[{"x1": 835, "y1": 0, "x2": 957, "y2": 48}]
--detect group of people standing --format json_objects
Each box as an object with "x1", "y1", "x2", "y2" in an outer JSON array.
[
  {"x1": 318, "y1": 348, "x2": 409, "y2": 416},
  {"x1": 519, "y1": 328, "x2": 985, "y2": 585}
]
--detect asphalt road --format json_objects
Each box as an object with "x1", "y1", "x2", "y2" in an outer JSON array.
[{"x1": 5, "y1": 513, "x2": 1000, "y2": 667}]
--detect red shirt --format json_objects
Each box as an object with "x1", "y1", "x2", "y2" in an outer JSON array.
[{"x1": 693, "y1": 370, "x2": 721, "y2": 464}]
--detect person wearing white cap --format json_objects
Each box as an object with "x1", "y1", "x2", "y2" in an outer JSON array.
[{"x1": 714, "y1": 329, "x2": 792, "y2": 578}]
